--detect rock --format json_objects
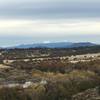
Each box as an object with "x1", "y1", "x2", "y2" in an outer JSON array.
[{"x1": 72, "y1": 87, "x2": 100, "y2": 100}]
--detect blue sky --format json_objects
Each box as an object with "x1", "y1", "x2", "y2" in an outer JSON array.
[{"x1": 0, "y1": 0, "x2": 100, "y2": 47}]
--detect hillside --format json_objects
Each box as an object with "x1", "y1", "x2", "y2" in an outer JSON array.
[{"x1": 10, "y1": 42, "x2": 96, "y2": 49}]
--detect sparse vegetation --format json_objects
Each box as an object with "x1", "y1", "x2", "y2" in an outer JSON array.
[{"x1": 0, "y1": 46, "x2": 100, "y2": 100}]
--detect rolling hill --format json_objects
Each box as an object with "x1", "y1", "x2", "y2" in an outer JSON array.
[{"x1": 11, "y1": 42, "x2": 96, "y2": 49}]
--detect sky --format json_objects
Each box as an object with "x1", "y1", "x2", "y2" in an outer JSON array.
[{"x1": 0, "y1": 0, "x2": 100, "y2": 47}]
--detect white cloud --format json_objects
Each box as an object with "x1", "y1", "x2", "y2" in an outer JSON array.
[{"x1": 0, "y1": 19, "x2": 100, "y2": 36}]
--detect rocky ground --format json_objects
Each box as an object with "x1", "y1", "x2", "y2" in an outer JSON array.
[{"x1": 72, "y1": 87, "x2": 100, "y2": 100}]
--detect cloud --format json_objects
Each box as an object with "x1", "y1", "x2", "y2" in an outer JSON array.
[
  {"x1": 0, "y1": 19, "x2": 100, "y2": 36},
  {"x1": 0, "y1": 0, "x2": 100, "y2": 19},
  {"x1": 0, "y1": 0, "x2": 100, "y2": 46}
]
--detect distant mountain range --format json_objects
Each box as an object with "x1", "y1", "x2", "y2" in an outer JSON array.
[{"x1": 10, "y1": 42, "x2": 97, "y2": 49}]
